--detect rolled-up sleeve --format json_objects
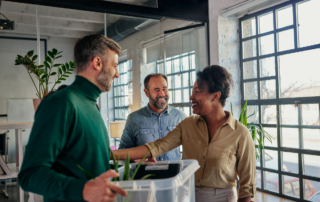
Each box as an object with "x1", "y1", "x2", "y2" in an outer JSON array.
[
  {"x1": 145, "y1": 122, "x2": 183, "y2": 157},
  {"x1": 237, "y1": 131, "x2": 256, "y2": 198}
]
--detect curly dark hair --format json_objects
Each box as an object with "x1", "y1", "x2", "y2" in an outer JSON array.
[{"x1": 196, "y1": 65, "x2": 234, "y2": 107}]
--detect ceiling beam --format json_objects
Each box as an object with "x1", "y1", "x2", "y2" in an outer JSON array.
[{"x1": 1, "y1": 11, "x2": 104, "y2": 31}]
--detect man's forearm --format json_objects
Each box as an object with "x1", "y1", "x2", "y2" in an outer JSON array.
[{"x1": 112, "y1": 145, "x2": 151, "y2": 160}]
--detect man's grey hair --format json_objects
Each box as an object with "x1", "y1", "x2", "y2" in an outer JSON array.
[{"x1": 74, "y1": 34, "x2": 122, "y2": 73}]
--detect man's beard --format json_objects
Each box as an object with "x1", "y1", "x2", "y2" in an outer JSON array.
[
  {"x1": 96, "y1": 65, "x2": 113, "y2": 92},
  {"x1": 149, "y1": 94, "x2": 169, "y2": 109}
]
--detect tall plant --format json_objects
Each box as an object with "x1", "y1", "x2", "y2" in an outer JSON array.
[
  {"x1": 15, "y1": 49, "x2": 76, "y2": 99},
  {"x1": 231, "y1": 101, "x2": 274, "y2": 159}
]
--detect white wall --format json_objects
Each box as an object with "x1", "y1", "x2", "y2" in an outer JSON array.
[{"x1": 0, "y1": 33, "x2": 77, "y2": 162}]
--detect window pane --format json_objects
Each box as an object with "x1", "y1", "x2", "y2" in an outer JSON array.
[
  {"x1": 256, "y1": 150, "x2": 261, "y2": 167},
  {"x1": 181, "y1": 107, "x2": 190, "y2": 116},
  {"x1": 301, "y1": 104, "x2": 319, "y2": 125},
  {"x1": 182, "y1": 56, "x2": 189, "y2": 71},
  {"x1": 256, "y1": 169, "x2": 261, "y2": 189},
  {"x1": 123, "y1": 73, "x2": 128, "y2": 84},
  {"x1": 283, "y1": 175, "x2": 300, "y2": 198},
  {"x1": 167, "y1": 76, "x2": 173, "y2": 89},
  {"x1": 260, "y1": 79, "x2": 276, "y2": 99},
  {"x1": 259, "y1": 12, "x2": 274, "y2": 34},
  {"x1": 264, "y1": 149, "x2": 278, "y2": 170},
  {"x1": 276, "y1": 5, "x2": 293, "y2": 29},
  {"x1": 303, "y1": 179, "x2": 319, "y2": 200},
  {"x1": 277, "y1": 29, "x2": 294, "y2": 52},
  {"x1": 183, "y1": 89, "x2": 189, "y2": 103},
  {"x1": 168, "y1": 90, "x2": 173, "y2": 104},
  {"x1": 190, "y1": 71, "x2": 196, "y2": 86},
  {"x1": 264, "y1": 172, "x2": 279, "y2": 193},
  {"x1": 190, "y1": 54, "x2": 195, "y2": 69},
  {"x1": 302, "y1": 129, "x2": 320, "y2": 151},
  {"x1": 124, "y1": 85, "x2": 128, "y2": 96},
  {"x1": 243, "y1": 39, "x2": 257, "y2": 59},
  {"x1": 174, "y1": 90, "x2": 182, "y2": 103},
  {"x1": 260, "y1": 57, "x2": 275, "y2": 77},
  {"x1": 264, "y1": 127, "x2": 277, "y2": 147},
  {"x1": 303, "y1": 154, "x2": 320, "y2": 178},
  {"x1": 261, "y1": 105, "x2": 277, "y2": 124},
  {"x1": 173, "y1": 58, "x2": 180, "y2": 72},
  {"x1": 280, "y1": 104, "x2": 298, "y2": 125},
  {"x1": 247, "y1": 105, "x2": 259, "y2": 123},
  {"x1": 297, "y1": 0, "x2": 320, "y2": 47},
  {"x1": 182, "y1": 73, "x2": 189, "y2": 87},
  {"x1": 244, "y1": 82, "x2": 258, "y2": 100},
  {"x1": 259, "y1": 34, "x2": 275, "y2": 55},
  {"x1": 242, "y1": 17, "x2": 256, "y2": 38},
  {"x1": 281, "y1": 128, "x2": 299, "y2": 148},
  {"x1": 243, "y1": 60, "x2": 257, "y2": 79},
  {"x1": 282, "y1": 152, "x2": 298, "y2": 173},
  {"x1": 174, "y1": 74, "x2": 181, "y2": 88},
  {"x1": 279, "y1": 48, "x2": 320, "y2": 98},
  {"x1": 166, "y1": 60, "x2": 172, "y2": 74}
]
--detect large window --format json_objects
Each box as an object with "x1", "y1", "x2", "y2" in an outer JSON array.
[
  {"x1": 240, "y1": 0, "x2": 320, "y2": 201},
  {"x1": 113, "y1": 60, "x2": 131, "y2": 121},
  {"x1": 156, "y1": 51, "x2": 196, "y2": 116}
]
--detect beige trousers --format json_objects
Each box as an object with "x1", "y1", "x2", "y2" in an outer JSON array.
[{"x1": 195, "y1": 186, "x2": 237, "y2": 202}]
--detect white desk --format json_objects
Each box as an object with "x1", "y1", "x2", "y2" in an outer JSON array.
[{"x1": 0, "y1": 122, "x2": 33, "y2": 202}]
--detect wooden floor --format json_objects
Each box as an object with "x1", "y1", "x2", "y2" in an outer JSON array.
[{"x1": 255, "y1": 191, "x2": 296, "y2": 202}]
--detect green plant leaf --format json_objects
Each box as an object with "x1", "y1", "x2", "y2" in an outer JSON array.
[
  {"x1": 122, "y1": 150, "x2": 130, "y2": 181},
  {"x1": 38, "y1": 65, "x2": 45, "y2": 68},
  {"x1": 230, "y1": 103, "x2": 233, "y2": 116},
  {"x1": 55, "y1": 55, "x2": 62, "y2": 59},
  {"x1": 32, "y1": 55, "x2": 38, "y2": 61},
  {"x1": 57, "y1": 51, "x2": 63, "y2": 55},
  {"x1": 56, "y1": 81, "x2": 61, "y2": 84},
  {"x1": 53, "y1": 64, "x2": 61, "y2": 67},
  {"x1": 77, "y1": 165, "x2": 95, "y2": 179},
  {"x1": 44, "y1": 61, "x2": 50, "y2": 68},
  {"x1": 27, "y1": 50, "x2": 34, "y2": 57},
  {"x1": 62, "y1": 75, "x2": 69, "y2": 77},
  {"x1": 59, "y1": 78, "x2": 66, "y2": 81},
  {"x1": 131, "y1": 143, "x2": 158, "y2": 180},
  {"x1": 62, "y1": 65, "x2": 66, "y2": 72},
  {"x1": 48, "y1": 51, "x2": 54, "y2": 59},
  {"x1": 58, "y1": 67, "x2": 62, "y2": 75},
  {"x1": 51, "y1": 72, "x2": 57, "y2": 76},
  {"x1": 45, "y1": 56, "x2": 52, "y2": 63},
  {"x1": 66, "y1": 72, "x2": 73, "y2": 74},
  {"x1": 41, "y1": 75, "x2": 48, "y2": 80},
  {"x1": 140, "y1": 174, "x2": 155, "y2": 180},
  {"x1": 52, "y1": 48, "x2": 58, "y2": 55},
  {"x1": 65, "y1": 62, "x2": 70, "y2": 70}
]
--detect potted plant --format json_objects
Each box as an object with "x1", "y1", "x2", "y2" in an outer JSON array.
[{"x1": 14, "y1": 48, "x2": 76, "y2": 111}]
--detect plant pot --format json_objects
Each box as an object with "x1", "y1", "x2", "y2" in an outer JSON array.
[{"x1": 33, "y1": 99, "x2": 42, "y2": 112}]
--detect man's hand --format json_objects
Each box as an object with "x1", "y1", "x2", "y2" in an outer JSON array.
[
  {"x1": 134, "y1": 157, "x2": 157, "y2": 163},
  {"x1": 83, "y1": 170, "x2": 128, "y2": 202}
]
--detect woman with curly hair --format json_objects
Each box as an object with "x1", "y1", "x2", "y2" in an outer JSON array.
[{"x1": 113, "y1": 65, "x2": 256, "y2": 202}]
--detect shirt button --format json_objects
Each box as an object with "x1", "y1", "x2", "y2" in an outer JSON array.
[
  {"x1": 145, "y1": 132, "x2": 147, "y2": 133},
  {"x1": 160, "y1": 130, "x2": 162, "y2": 133}
]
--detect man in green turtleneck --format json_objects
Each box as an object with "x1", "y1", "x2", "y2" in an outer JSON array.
[{"x1": 18, "y1": 34, "x2": 128, "y2": 202}]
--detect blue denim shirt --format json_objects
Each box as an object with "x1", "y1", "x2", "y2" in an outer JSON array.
[{"x1": 119, "y1": 104, "x2": 186, "y2": 161}]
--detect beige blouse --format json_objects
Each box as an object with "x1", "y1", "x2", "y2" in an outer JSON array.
[{"x1": 145, "y1": 111, "x2": 256, "y2": 198}]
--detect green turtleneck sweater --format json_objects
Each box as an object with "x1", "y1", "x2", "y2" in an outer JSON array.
[{"x1": 18, "y1": 76, "x2": 110, "y2": 202}]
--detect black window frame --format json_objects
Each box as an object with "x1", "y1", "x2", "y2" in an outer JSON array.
[{"x1": 239, "y1": 0, "x2": 320, "y2": 201}]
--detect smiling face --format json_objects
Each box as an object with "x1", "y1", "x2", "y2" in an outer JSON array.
[
  {"x1": 96, "y1": 49, "x2": 119, "y2": 92},
  {"x1": 144, "y1": 76, "x2": 169, "y2": 110},
  {"x1": 190, "y1": 81, "x2": 221, "y2": 116}
]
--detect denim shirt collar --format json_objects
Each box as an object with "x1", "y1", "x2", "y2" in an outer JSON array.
[{"x1": 146, "y1": 103, "x2": 172, "y2": 117}]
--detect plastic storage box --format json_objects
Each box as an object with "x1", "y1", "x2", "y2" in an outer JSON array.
[{"x1": 113, "y1": 159, "x2": 200, "y2": 202}]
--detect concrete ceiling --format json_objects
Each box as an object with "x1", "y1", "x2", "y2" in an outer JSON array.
[{"x1": 0, "y1": 1, "x2": 126, "y2": 38}]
